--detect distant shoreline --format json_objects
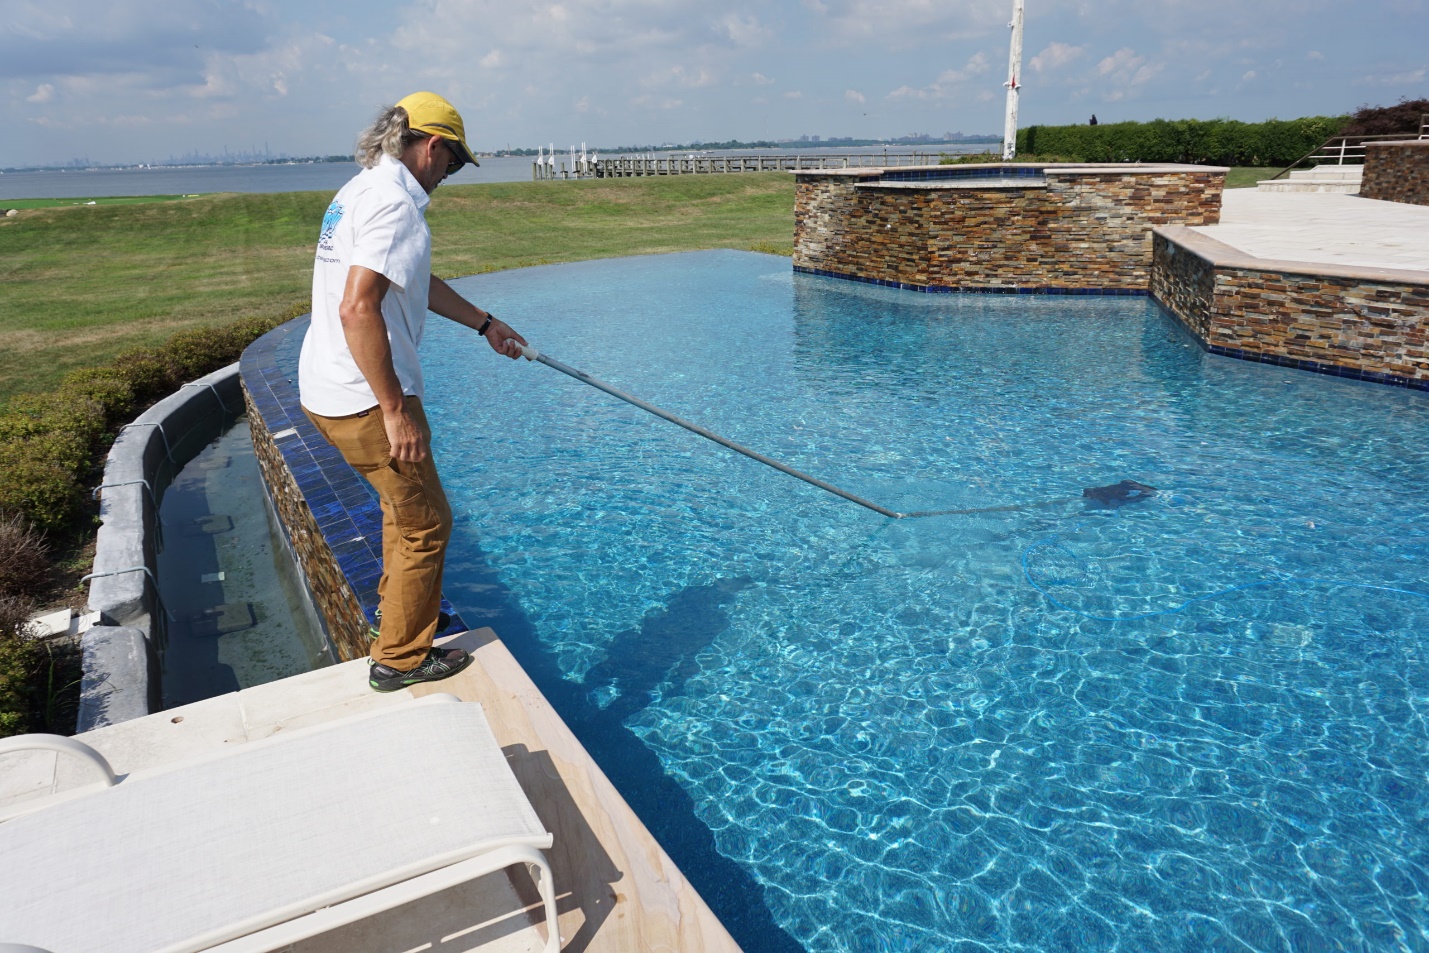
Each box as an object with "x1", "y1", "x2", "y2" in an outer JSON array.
[{"x1": 3, "y1": 139, "x2": 1001, "y2": 175}]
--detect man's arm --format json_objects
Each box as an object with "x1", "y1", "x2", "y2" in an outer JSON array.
[
  {"x1": 338, "y1": 265, "x2": 428, "y2": 462},
  {"x1": 429, "y1": 275, "x2": 528, "y2": 358}
]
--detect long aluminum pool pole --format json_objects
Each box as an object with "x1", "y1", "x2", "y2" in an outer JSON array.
[{"x1": 515, "y1": 343, "x2": 1072, "y2": 520}]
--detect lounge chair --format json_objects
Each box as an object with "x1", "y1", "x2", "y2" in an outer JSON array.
[{"x1": 0, "y1": 695, "x2": 561, "y2": 953}]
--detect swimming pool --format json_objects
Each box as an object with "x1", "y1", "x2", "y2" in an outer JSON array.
[{"x1": 422, "y1": 251, "x2": 1428, "y2": 952}]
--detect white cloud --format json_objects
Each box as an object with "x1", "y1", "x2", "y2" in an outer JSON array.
[
  {"x1": 716, "y1": 13, "x2": 771, "y2": 47},
  {"x1": 1241, "y1": 70, "x2": 1257, "y2": 81},
  {"x1": 642, "y1": 65, "x2": 716, "y2": 89},
  {"x1": 1031, "y1": 42, "x2": 1085, "y2": 73},
  {"x1": 1098, "y1": 48, "x2": 1144, "y2": 77},
  {"x1": 5, "y1": 0, "x2": 1429, "y2": 169},
  {"x1": 1353, "y1": 67, "x2": 1427, "y2": 86},
  {"x1": 816, "y1": 0, "x2": 1003, "y2": 47},
  {"x1": 1093, "y1": 47, "x2": 1163, "y2": 90},
  {"x1": 630, "y1": 93, "x2": 684, "y2": 110},
  {"x1": 888, "y1": 52, "x2": 991, "y2": 101},
  {"x1": 0, "y1": 0, "x2": 269, "y2": 82}
]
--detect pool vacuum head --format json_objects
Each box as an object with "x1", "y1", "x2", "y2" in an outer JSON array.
[{"x1": 1082, "y1": 480, "x2": 1157, "y2": 507}]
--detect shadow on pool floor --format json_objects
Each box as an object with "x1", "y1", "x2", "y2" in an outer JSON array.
[{"x1": 446, "y1": 544, "x2": 803, "y2": 953}]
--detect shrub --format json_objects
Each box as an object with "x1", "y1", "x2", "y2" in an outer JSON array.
[
  {"x1": 0, "y1": 595, "x2": 40, "y2": 739},
  {"x1": 0, "y1": 450, "x2": 85, "y2": 533},
  {"x1": 1340, "y1": 97, "x2": 1429, "y2": 138},
  {"x1": 0, "y1": 308, "x2": 298, "y2": 534},
  {"x1": 112, "y1": 350, "x2": 180, "y2": 406},
  {"x1": 0, "y1": 392, "x2": 107, "y2": 446},
  {"x1": 163, "y1": 327, "x2": 234, "y2": 382},
  {"x1": 61, "y1": 367, "x2": 136, "y2": 422},
  {"x1": 940, "y1": 151, "x2": 1079, "y2": 164},
  {"x1": 1016, "y1": 115, "x2": 1349, "y2": 167},
  {"x1": 0, "y1": 512, "x2": 51, "y2": 596},
  {"x1": 0, "y1": 394, "x2": 108, "y2": 472},
  {"x1": 0, "y1": 305, "x2": 304, "y2": 736}
]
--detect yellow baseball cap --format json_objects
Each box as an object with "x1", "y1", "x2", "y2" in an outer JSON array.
[{"x1": 395, "y1": 91, "x2": 479, "y2": 167}]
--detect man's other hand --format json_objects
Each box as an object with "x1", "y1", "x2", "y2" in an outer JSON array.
[{"x1": 384, "y1": 404, "x2": 428, "y2": 462}]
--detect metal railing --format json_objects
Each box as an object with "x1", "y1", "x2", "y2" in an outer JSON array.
[{"x1": 1269, "y1": 116, "x2": 1429, "y2": 180}]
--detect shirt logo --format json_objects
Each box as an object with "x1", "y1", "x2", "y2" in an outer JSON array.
[{"x1": 318, "y1": 201, "x2": 344, "y2": 247}]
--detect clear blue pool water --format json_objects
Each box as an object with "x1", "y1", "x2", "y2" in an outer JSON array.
[{"x1": 423, "y1": 251, "x2": 1429, "y2": 953}]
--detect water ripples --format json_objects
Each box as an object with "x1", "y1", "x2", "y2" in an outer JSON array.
[{"x1": 427, "y1": 252, "x2": 1429, "y2": 953}]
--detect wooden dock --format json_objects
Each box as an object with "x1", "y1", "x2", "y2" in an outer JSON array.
[{"x1": 532, "y1": 151, "x2": 957, "y2": 180}]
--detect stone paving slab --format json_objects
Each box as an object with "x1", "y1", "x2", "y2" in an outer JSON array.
[{"x1": 1197, "y1": 189, "x2": 1429, "y2": 273}]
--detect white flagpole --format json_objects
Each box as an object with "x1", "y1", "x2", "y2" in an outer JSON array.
[{"x1": 1002, "y1": 0, "x2": 1025, "y2": 160}]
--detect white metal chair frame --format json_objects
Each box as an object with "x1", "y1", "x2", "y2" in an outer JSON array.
[{"x1": 0, "y1": 695, "x2": 561, "y2": 953}]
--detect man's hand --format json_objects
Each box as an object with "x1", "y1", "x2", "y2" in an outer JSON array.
[
  {"x1": 482, "y1": 317, "x2": 527, "y2": 359},
  {"x1": 383, "y1": 403, "x2": 428, "y2": 463}
]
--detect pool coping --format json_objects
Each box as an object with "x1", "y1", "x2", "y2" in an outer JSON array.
[
  {"x1": 82, "y1": 363, "x2": 245, "y2": 730},
  {"x1": 1157, "y1": 223, "x2": 1429, "y2": 287}
]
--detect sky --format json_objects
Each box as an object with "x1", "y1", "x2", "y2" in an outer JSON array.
[{"x1": 2, "y1": 0, "x2": 1426, "y2": 167}]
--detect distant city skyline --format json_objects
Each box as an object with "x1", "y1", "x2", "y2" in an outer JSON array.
[
  {"x1": 2, "y1": 0, "x2": 1425, "y2": 169},
  {"x1": 3, "y1": 129, "x2": 1003, "y2": 172}
]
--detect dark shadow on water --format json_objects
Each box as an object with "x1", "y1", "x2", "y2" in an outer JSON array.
[
  {"x1": 445, "y1": 535, "x2": 805, "y2": 953},
  {"x1": 584, "y1": 575, "x2": 753, "y2": 721}
]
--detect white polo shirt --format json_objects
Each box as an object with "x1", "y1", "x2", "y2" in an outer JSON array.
[{"x1": 299, "y1": 154, "x2": 432, "y2": 417}]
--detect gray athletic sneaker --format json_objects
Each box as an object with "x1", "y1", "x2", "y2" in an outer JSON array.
[{"x1": 368, "y1": 646, "x2": 473, "y2": 692}]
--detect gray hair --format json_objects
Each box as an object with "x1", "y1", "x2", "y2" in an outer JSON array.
[{"x1": 354, "y1": 105, "x2": 431, "y2": 169}]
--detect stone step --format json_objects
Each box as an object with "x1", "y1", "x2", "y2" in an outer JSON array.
[
  {"x1": 1256, "y1": 179, "x2": 1362, "y2": 193},
  {"x1": 1289, "y1": 165, "x2": 1363, "y2": 181}
]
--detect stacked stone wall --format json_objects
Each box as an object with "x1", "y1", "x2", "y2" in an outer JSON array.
[
  {"x1": 794, "y1": 165, "x2": 1225, "y2": 291},
  {"x1": 1361, "y1": 140, "x2": 1429, "y2": 207},
  {"x1": 243, "y1": 384, "x2": 370, "y2": 662},
  {"x1": 1152, "y1": 229, "x2": 1429, "y2": 388}
]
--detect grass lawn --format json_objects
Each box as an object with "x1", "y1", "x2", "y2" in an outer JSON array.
[
  {"x1": 0, "y1": 172, "x2": 797, "y2": 403},
  {"x1": 1226, "y1": 167, "x2": 1275, "y2": 188},
  {"x1": 2, "y1": 195, "x2": 208, "y2": 210}
]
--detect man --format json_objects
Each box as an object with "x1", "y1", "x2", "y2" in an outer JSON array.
[{"x1": 299, "y1": 91, "x2": 526, "y2": 692}]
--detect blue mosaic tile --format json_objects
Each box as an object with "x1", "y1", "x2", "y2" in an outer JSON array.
[
  {"x1": 240, "y1": 312, "x2": 472, "y2": 627},
  {"x1": 880, "y1": 165, "x2": 1047, "y2": 183}
]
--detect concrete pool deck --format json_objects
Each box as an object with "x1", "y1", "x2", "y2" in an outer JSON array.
[
  {"x1": 1197, "y1": 188, "x2": 1429, "y2": 274},
  {"x1": 0, "y1": 626, "x2": 743, "y2": 953}
]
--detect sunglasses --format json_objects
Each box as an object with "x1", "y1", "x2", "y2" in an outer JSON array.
[{"x1": 440, "y1": 139, "x2": 465, "y2": 176}]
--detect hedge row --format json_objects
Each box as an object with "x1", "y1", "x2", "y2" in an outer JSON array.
[
  {"x1": 0, "y1": 306, "x2": 305, "y2": 738},
  {"x1": 1017, "y1": 116, "x2": 1349, "y2": 167},
  {"x1": 0, "y1": 312, "x2": 298, "y2": 534}
]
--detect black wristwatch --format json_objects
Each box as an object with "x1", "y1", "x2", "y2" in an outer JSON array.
[{"x1": 477, "y1": 315, "x2": 493, "y2": 336}]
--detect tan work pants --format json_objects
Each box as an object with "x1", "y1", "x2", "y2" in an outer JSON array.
[{"x1": 305, "y1": 397, "x2": 453, "y2": 671}]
